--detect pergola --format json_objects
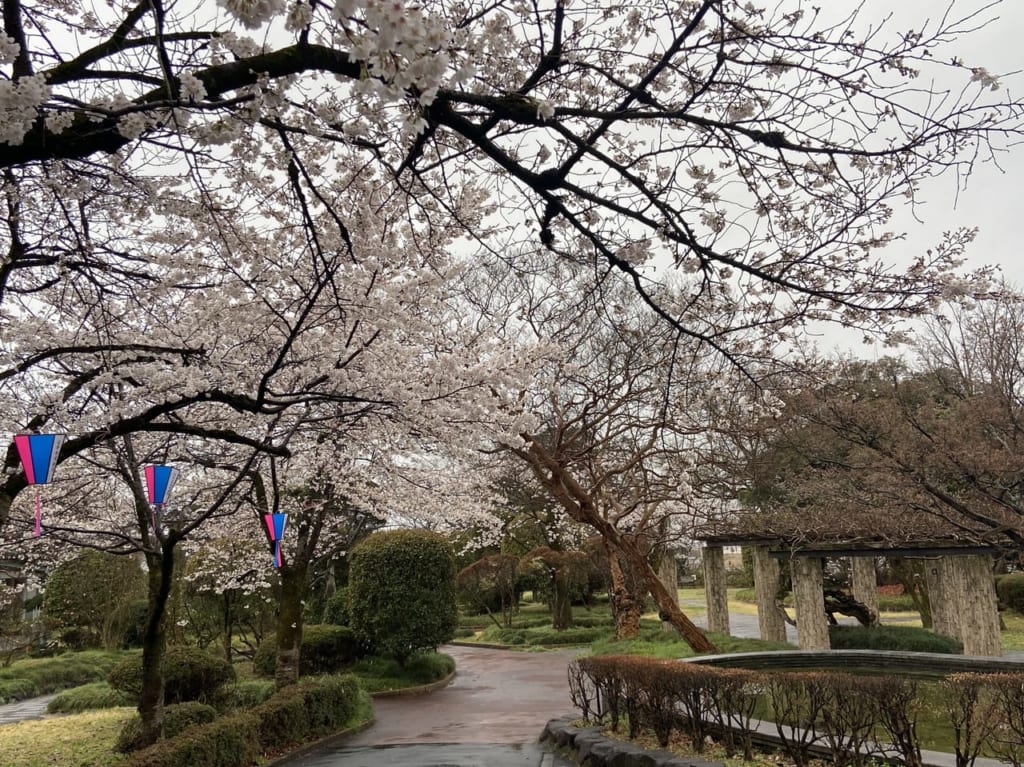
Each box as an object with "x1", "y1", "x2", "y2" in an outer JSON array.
[{"x1": 696, "y1": 534, "x2": 1003, "y2": 657}]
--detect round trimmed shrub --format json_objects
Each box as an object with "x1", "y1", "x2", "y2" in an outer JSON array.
[
  {"x1": 348, "y1": 529, "x2": 458, "y2": 663},
  {"x1": 163, "y1": 701, "x2": 218, "y2": 738},
  {"x1": 253, "y1": 624, "x2": 359, "y2": 677},
  {"x1": 108, "y1": 645, "x2": 236, "y2": 704},
  {"x1": 997, "y1": 572, "x2": 1024, "y2": 614}
]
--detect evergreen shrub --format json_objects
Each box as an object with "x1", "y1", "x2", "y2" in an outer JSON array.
[
  {"x1": 46, "y1": 681, "x2": 131, "y2": 713},
  {"x1": 253, "y1": 624, "x2": 359, "y2": 677},
  {"x1": 163, "y1": 701, "x2": 218, "y2": 738},
  {"x1": 108, "y1": 645, "x2": 236, "y2": 704},
  {"x1": 348, "y1": 529, "x2": 457, "y2": 662},
  {"x1": 119, "y1": 674, "x2": 365, "y2": 767},
  {"x1": 324, "y1": 587, "x2": 350, "y2": 625},
  {"x1": 828, "y1": 624, "x2": 962, "y2": 653},
  {"x1": 997, "y1": 572, "x2": 1024, "y2": 614}
]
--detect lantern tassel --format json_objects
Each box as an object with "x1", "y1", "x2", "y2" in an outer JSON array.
[{"x1": 34, "y1": 490, "x2": 41, "y2": 537}]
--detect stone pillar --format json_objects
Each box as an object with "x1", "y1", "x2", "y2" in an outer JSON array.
[
  {"x1": 947, "y1": 554, "x2": 1002, "y2": 657},
  {"x1": 924, "y1": 558, "x2": 959, "y2": 639},
  {"x1": 851, "y1": 556, "x2": 879, "y2": 623},
  {"x1": 703, "y1": 545, "x2": 730, "y2": 635},
  {"x1": 752, "y1": 545, "x2": 787, "y2": 642},
  {"x1": 658, "y1": 551, "x2": 680, "y2": 631},
  {"x1": 791, "y1": 557, "x2": 830, "y2": 650}
]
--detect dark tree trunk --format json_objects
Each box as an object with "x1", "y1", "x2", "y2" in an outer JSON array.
[
  {"x1": 274, "y1": 561, "x2": 308, "y2": 689},
  {"x1": 136, "y1": 541, "x2": 177, "y2": 750},
  {"x1": 222, "y1": 591, "x2": 233, "y2": 663},
  {"x1": 607, "y1": 542, "x2": 642, "y2": 639},
  {"x1": 551, "y1": 568, "x2": 573, "y2": 630}
]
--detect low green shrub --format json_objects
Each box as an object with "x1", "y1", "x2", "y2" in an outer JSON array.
[
  {"x1": 116, "y1": 702, "x2": 220, "y2": 752},
  {"x1": 108, "y1": 646, "x2": 236, "y2": 704},
  {"x1": 119, "y1": 674, "x2": 367, "y2": 767},
  {"x1": 0, "y1": 677, "x2": 36, "y2": 704},
  {"x1": 349, "y1": 652, "x2": 454, "y2": 692},
  {"x1": 733, "y1": 587, "x2": 756, "y2": 603},
  {"x1": 253, "y1": 624, "x2": 359, "y2": 677},
  {"x1": 877, "y1": 593, "x2": 916, "y2": 612},
  {"x1": 120, "y1": 711, "x2": 260, "y2": 766},
  {"x1": 829, "y1": 624, "x2": 962, "y2": 653},
  {"x1": 46, "y1": 681, "x2": 131, "y2": 713},
  {"x1": 997, "y1": 572, "x2": 1024, "y2": 614},
  {"x1": 163, "y1": 701, "x2": 218, "y2": 738},
  {"x1": 219, "y1": 679, "x2": 275, "y2": 711},
  {"x1": 0, "y1": 650, "x2": 131, "y2": 703},
  {"x1": 526, "y1": 627, "x2": 604, "y2": 645}
]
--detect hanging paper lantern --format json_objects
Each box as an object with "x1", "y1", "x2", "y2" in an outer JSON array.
[
  {"x1": 13, "y1": 433, "x2": 66, "y2": 537},
  {"x1": 264, "y1": 512, "x2": 288, "y2": 568},
  {"x1": 144, "y1": 464, "x2": 179, "y2": 529}
]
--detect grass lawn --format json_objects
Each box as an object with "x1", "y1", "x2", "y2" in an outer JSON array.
[{"x1": 0, "y1": 708, "x2": 133, "y2": 767}]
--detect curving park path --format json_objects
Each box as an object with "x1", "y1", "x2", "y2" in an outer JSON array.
[{"x1": 281, "y1": 644, "x2": 580, "y2": 767}]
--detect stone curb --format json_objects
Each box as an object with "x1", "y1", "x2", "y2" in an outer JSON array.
[
  {"x1": 262, "y1": 716, "x2": 376, "y2": 767},
  {"x1": 369, "y1": 669, "x2": 456, "y2": 698},
  {"x1": 540, "y1": 716, "x2": 724, "y2": 767},
  {"x1": 251, "y1": 669, "x2": 456, "y2": 765}
]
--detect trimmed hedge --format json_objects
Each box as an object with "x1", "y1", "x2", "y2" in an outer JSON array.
[
  {"x1": 120, "y1": 674, "x2": 367, "y2": 767},
  {"x1": 108, "y1": 646, "x2": 236, "y2": 705},
  {"x1": 829, "y1": 624, "x2": 962, "y2": 654},
  {"x1": 116, "y1": 702, "x2": 219, "y2": 752},
  {"x1": 349, "y1": 529, "x2": 458, "y2": 662},
  {"x1": 253, "y1": 624, "x2": 359, "y2": 677}
]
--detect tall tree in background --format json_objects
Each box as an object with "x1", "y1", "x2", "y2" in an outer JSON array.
[{"x1": 714, "y1": 290, "x2": 1024, "y2": 555}]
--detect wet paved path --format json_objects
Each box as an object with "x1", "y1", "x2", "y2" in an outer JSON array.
[
  {"x1": 0, "y1": 693, "x2": 55, "y2": 725},
  {"x1": 285, "y1": 644, "x2": 579, "y2": 766}
]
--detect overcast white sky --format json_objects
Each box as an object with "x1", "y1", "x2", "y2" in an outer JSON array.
[{"x1": 858, "y1": 0, "x2": 1024, "y2": 288}]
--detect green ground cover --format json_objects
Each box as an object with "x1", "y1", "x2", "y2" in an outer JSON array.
[
  {"x1": 0, "y1": 707, "x2": 135, "y2": 767},
  {"x1": 0, "y1": 647, "x2": 453, "y2": 767}
]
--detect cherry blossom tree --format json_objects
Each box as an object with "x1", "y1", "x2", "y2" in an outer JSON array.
[{"x1": 0, "y1": 0, "x2": 1015, "y2": 342}]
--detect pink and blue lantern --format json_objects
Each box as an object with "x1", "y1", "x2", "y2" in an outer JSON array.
[
  {"x1": 145, "y1": 465, "x2": 179, "y2": 528},
  {"x1": 264, "y1": 513, "x2": 287, "y2": 568},
  {"x1": 14, "y1": 433, "x2": 65, "y2": 537}
]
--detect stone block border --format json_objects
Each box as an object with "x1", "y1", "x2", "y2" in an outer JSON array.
[{"x1": 540, "y1": 716, "x2": 724, "y2": 767}]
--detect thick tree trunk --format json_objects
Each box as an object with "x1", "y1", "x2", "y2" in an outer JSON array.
[
  {"x1": 275, "y1": 561, "x2": 308, "y2": 689},
  {"x1": 517, "y1": 436, "x2": 717, "y2": 653},
  {"x1": 791, "y1": 557, "x2": 830, "y2": 650},
  {"x1": 551, "y1": 569, "x2": 573, "y2": 630},
  {"x1": 657, "y1": 551, "x2": 679, "y2": 631},
  {"x1": 136, "y1": 543, "x2": 176, "y2": 750},
  {"x1": 752, "y1": 545, "x2": 787, "y2": 642},
  {"x1": 703, "y1": 545, "x2": 730, "y2": 634},
  {"x1": 607, "y1": 542, "x2": 641, "y2": 639},
  {"x1": 850, "y1": 557, "x2": 880, "y2": 626}
]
